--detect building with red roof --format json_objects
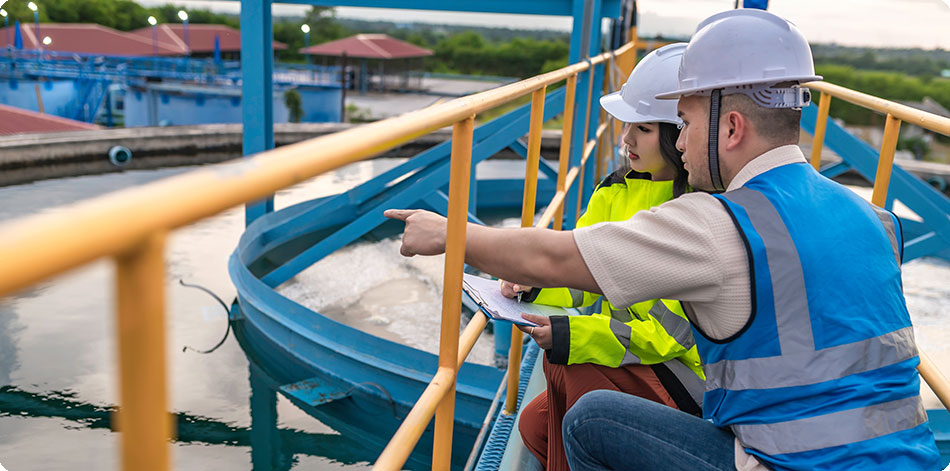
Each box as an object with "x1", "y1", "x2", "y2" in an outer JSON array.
[
  {"x1": 0, "y1": 103, "x2": 100, "y2": 136},
  {"x1": 0, "y1": 22, "x2": 286, "y2": 58},
  {"x1": 0, "y1": 23, "x2": 186, "y2": 56},
  {"x1": 299, "y1": 34, "x2": 432, "y2": 93},
  {"x1": 129, "y1": 23, "x2": 286, "y2": 57},
  {"x1": 299, "y1": 34, "x2": 433, "y2": 60}
]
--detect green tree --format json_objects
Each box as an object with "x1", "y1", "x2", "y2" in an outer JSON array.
[
  {"x1": 273, "y1": 7, "x2": 348, "y2": 62},
  {"x1": 284, "y1": 89, "x2": 304, "y2": 123},
  {"x1": 815, "y1": 64, "x2": 950, "y2": 125}
]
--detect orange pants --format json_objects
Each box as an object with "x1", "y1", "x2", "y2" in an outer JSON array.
[{"x1": 518, "y1": 357, "x2": 679, "y2": 471}]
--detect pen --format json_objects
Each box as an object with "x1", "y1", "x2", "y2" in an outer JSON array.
[{"x1": 517, "y1": 291, "x2": 523, "y2": 304}]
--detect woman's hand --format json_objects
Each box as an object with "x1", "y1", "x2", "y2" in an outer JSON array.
[
  {"x1": 517, "y1": 314, "x2": 552, "y2": 349},
  {"x1": 500, "y1": 280, "x2": 533, "y2": 299}
]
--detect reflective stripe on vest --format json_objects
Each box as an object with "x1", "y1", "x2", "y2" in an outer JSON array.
[
  {"x1": 704, "y1": 325, "x2": 916, "y2": 391},
  {"x1": 733, "y1": 395, "x2": 927, "y2": 456},
  {"x1": 567, "y1": 288, "x2": 586, "y2": 306},
  {"x1": 727, "y1": 188, "x2": 814, "y2": 355},
  {"x1": 610, "y1": 318, "x2": 644, "y2": 365},
  {"x1": 648, "y1": 300, "x2": 696, "y2": 351}
]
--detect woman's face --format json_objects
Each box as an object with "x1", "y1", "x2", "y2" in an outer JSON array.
[{"x1": 622, "y1": 122, "x2": 674, "y2": 180}]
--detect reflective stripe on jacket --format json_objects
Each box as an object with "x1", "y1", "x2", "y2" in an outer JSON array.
[
  {"x1": 694, "y1": 163, "x2": 940, "y2": 470},
  {"x1": 533, "y1": 169, "x2": 704, "y2": 387}
]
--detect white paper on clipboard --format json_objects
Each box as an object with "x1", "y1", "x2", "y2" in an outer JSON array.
[{"x1": 461, "y1": 273, "x2": 570, "y2": 326}]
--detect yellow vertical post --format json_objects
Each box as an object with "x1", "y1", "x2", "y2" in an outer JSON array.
[
  {"x1": 871, "y1": 113, "x2": 901, "y2": 208},
  {"x1": 574, "y1": 66, "x2": 596, "y2": 225},
  {"x1": 810, "y1": 92, "x2": 832, "y2": 170},
  {"x1": 596, "y1": 128, "x2": 606, "y2": 184},
  {"x1": 582, "y1": 67, "x2": 595, "y2": 147},
  {"x1": 431, "y1": 116, "x2": 475, "y2": 471},
  {"x1": 575, "y1": 164, "x2": 585, "y2": 225},
  {"x1": 521, "y1": 87, "x2": 546, "y2": 227},
  {"x1": 504, "y1": 87, "x2": 546, "y2": 415},
  {"x1": 554, "y1": 74, "x2": 578, "y2": 231},
  {"x1": 596, "y1": 65, "x2": 610, "y2": 183},
  {"x1": 114, "y1": 232, "x2": 171, "y2": 471}
]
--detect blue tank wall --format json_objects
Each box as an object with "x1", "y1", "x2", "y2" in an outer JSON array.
[
  {"x1": 124, "y1": 85, "x2": 284, "y2": 127},
  {"x1": 0, "y1": 78, "x2": 82, "y2": 120},
  {"x1": 299, "y1": 86, "x2": 343, "y2": 123},
  {"x1": 124, "y1": 83, "x2": 341, "y2": 127}
]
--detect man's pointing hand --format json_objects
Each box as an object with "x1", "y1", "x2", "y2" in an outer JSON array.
[{"x1": 383, "y1": 209, "x2": 449, "y2": 257}]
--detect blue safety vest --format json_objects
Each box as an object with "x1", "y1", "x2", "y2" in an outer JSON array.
[{"x1": 687, "y1": 162, "x2": 940, "y2": 470}]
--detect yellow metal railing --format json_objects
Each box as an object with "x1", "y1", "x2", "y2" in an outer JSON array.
[{"x1": 805, "y1": 81, "x2": 950, "y2": 411}]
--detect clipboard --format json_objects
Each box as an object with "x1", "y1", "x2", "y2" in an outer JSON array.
[{"x1": 461, "y1": 273, "x2": 570, "y2": 327}]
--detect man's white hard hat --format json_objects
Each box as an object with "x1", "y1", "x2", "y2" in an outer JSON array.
[
  {"x1": 655, "y1": 9, "x2": 821, "y2": 104},
  {"x1": 600, "y1": 42, "x2": 686, "y2": 125}
]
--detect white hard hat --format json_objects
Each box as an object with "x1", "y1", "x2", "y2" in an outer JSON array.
[
  {"x1": 600, "y1": 43, "x2": 685, "y2": 125},
  {"x1": 655, "y1": 9, "x2": 821, "y2": 107}
]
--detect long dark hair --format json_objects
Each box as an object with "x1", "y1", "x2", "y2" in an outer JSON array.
[{"x1": 658, "y1": 122, "x2": 688, "y2": 197}]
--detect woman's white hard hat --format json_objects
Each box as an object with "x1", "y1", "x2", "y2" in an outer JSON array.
[
  {"x1": 655, "y1": 9, "x2": 821, "y2": 104},
  {"x1": 599, "y1": 42, "x2": 686, "y2": 125}
]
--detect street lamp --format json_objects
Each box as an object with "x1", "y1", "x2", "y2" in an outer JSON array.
[
  {"x1": 1, "y1": 9, "x2": 8, "y2": 50},
  {"x1": 147, "y1": 15, "x2": 157, "y2": 56},
  {"x1": 177, "y1": 9, "x2": 189, "y2": 56},
  {"x1": 27, "y1": 2, "x2": 38, "y2": 49},
  {"x1": 301, "y1": 23, "x2": 310, "y2": 74}
]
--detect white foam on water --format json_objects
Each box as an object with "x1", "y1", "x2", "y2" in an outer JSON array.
[{"x1": 278, "y1": 238, "x2": 497, "y2": 366}]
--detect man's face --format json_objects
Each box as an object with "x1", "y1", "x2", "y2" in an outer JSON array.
[{"x1": 676, "y1": 95, "x2": 713, "y2": 191}]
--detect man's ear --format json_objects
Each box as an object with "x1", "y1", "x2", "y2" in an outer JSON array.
[{"x1": 721, "y1": 111, "x2": 746, "y2": 151}]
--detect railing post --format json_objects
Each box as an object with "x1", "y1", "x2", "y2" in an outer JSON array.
[
  {"x1": 575, "y1": 65, "x2": 595, "y2": 224},
  {"x1": 810, "y1": 92, "x2": 832, "y2": 170},
  {"x1": 432, "y1": 116, "x2": 475, "y2": 471},
  {"x1": 555, "y1": 74, "x2": 578, "y2": 231},
  {"x1": 504, "y1": 87, "x2": 546, "y2": 415},
  {"x1": 582, "y1": 67, "x2": 595, "y2": 152},
  {"x1": 596, "y1": 125, "x2": 606, "y2": 184},
  {"x1": 871, "y1": 113, "x2": 901, "y2": 207},
  {"x1": 596, "y1": 62, "x2": 611, "y2": 183},
  {"x1": 114, "y1": 232, "x2": 171, "y2": 471}
]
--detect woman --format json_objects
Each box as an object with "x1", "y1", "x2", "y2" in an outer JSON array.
[{"x1": 503, "y1": 43, "x2": 704, "y2": 471}]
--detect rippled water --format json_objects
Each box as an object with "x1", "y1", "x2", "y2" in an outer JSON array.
[{"x1": 0, "y1": 160, "x2": 948, "y2": 470}]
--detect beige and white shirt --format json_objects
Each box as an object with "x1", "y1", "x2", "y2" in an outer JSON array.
[{"x1": 573, "y1": 144, "x2": 809, "y2": 471}]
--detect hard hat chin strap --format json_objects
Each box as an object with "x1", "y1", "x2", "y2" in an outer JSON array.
[{"x1": 707, "y1": 89, "x2": 725, "y2": 192}]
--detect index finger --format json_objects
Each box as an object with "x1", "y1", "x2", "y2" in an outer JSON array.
[{"x1": 384, "y1": 209, "x2": 417, "y2": 221}]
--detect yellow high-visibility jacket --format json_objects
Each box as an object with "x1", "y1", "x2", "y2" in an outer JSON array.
[{"x1": 527, "y1": 169, "x2": 704, "y2": 381}]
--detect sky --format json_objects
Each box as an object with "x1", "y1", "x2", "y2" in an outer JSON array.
[{"x1": 133, "y1": 0, "x2": 950, "y2": 50}]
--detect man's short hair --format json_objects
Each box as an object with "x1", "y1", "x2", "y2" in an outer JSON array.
[{"x1": 720, "y1": 93, "x2": 801, "y2": 146}]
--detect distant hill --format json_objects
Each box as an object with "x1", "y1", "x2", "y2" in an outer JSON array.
[
  {"x1": 336, "y1": 18, "x2": 571, "y2": 45},
  {"x1": 811, "y1": 44, "x2": 950, "y2": 77}
]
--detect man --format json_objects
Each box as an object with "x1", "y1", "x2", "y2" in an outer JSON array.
[{"x1": 384, "y1": 9, "x2": 940, "y2": 471}]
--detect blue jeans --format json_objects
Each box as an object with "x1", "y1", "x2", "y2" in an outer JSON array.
[{"x1": 563, "y1": 390, "x2": 736, "y2": 471}]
